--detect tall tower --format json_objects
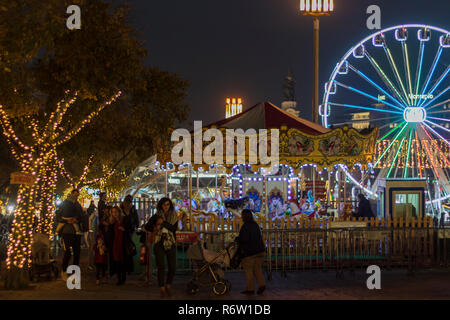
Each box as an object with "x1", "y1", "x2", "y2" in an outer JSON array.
[
  {"x1": 281, "y1": 69, "x2": 300, "y2": 117},
  {"x1": 225, "y1": 98, "x2": 243, "y2": 119}
]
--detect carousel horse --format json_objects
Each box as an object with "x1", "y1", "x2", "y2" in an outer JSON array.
[
  {"x1": 269, "y1": 197, "x2": 288, "y2": 219},
  {"x1": 224, "y1": 196, "x2": 250, "y2": 218}
]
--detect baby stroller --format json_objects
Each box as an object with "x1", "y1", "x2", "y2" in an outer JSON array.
[
  {"x1": 186, "y1": 241, "x2": 237, "y2": 296},
  {"x1": 30, "y1": 233, "x2": 59, "y2": 282}
]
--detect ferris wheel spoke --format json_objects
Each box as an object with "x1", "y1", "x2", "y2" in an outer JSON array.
[
  {"x1": 418, "y1": 66, "x2": 450, "y2": 107},
  {"x1": 417, "y1": 47, "x2": 444, "y2": 106},
  {"x1": 376, "y1": 121, "x2": 406, "y2": 143},
  {"x1": 414, "y1": 131, "x2": 423, "y2": 178},
  {"x1": 333, "y1": 81, "x2": 405, "y2": 111},
  {"x1": 422, "y1": 86, "x2": 450, "y2": 109},
  {"x1": 428, "y1": 116, "x2": 450, "y2": 122},
  {"x1": 365, "y1": 51, "x2": 409, "y2": 107},
  {"x1": 387, "y1": 135, "x2": 407, "y2": 178},
  {"x1": 413, "y1": 42, "x2": 426, "y2": 106},
  {"x1": 426, "y1": 99, "x2": 450, "y2": 112},
  {"x1": 401, "y1": 42, "x2": 414, "y2": 104},
  {"x1": 422, "y1": 122, "x2": 450, "y2": 147},
  {"x1": 420, "y1": 124, "x2": 450, "y2": 167},
  {"x1": 403, "y1": 126, "x2": 414, "y2": 178},
  {"x1": 374, "y1": 122, "x2": 409, "y2": 167},
  {"x1": 382, "y1": 43, "x2": 412, "y2": 105},
  {"x1": 327, "y1": 102, "x2": 402, "y2": 115},
  {"x1": 348, "y1": 64, "x2": 405, "y2": 109},
  {"x1": 424, "y1": 119, "x2": 450, "y2": 133}
]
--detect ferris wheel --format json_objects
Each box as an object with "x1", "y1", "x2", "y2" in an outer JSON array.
[{"x1": 321, "y1": 24, "x2": 450, "y2": 209}]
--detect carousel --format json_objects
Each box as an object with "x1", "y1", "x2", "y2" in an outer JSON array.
[{"x1": 122, "y1": 102, "x2": 378, "y2": 222}]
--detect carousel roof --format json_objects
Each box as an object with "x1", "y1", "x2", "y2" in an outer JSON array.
[{"x1": 205, "y1": 102, "x2": 330, "y2": 135}]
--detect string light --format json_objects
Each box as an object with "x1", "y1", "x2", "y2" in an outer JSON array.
[{"x1": 0, "y1": 91, "x2": 122, "y2": 275}]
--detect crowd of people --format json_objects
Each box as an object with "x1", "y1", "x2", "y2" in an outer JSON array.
[{"x1": 56, "y1": 189, "x2": 268, "y2": 297}]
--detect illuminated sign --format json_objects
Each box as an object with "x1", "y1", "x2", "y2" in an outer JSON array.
[
  {"x1": 403, "y1": 107, "x2": 426, "y2": 123},
  {"x1": 168, "y1": 177, "x2": 181, "y2": 184}
]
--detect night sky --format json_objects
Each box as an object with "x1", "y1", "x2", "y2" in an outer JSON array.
[{"x1": 120, "y1": 0, "x2": 449, "y2": 125}]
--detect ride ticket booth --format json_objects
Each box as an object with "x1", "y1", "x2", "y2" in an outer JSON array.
[{"x1": 377, "y1": 179, "x2": 426, "y2": 219}]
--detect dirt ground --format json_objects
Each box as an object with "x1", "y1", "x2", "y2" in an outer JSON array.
[{"x1": 1, "y1": 264, "x2": 449, "y2": 300}]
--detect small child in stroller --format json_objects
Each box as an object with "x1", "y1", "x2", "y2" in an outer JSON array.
[{"x1": 186, "y1": 240, "x2": 237, "y2": 295}]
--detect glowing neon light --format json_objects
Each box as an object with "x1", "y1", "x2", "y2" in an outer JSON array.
[
  {"x1": 422, "y1": 86, "x2": 450, "y2": 109},
  {"x1": 414, "y1": 130, "x2": 423, "y2": 178},
  {"x1": 417, "y1": 47, "x2": 443, "y2": 106},
  {"x1": 425, "y1": 120, "x2": 450, "y2": 133},
  {"x1": 418, "y1": 67, "x2": 450, "y2": 107},
  {"x1": 349, "y1": 64, "x2": 404, "y2": 109},
  {"x1": 328, "y1": 102, "x2": 402, "y2": 115},
  {"x1": 334, "y1": 81, "x2": 405, "y2": 111},
  {"x1": 414, "y1": 42, "x2": 425, "y2": 106},
  {"x1": 387, "y1": 135, "x2": 407, "y2": 178},
  {"x1": 403, "y1": 107, "x2": 426, "y2": 123},
  {"x1": 423, "y1": 122, "x2": 450, "y2": 147},
  {"x1": 377, "y1": 121, "x2": 406, "y2": 144},
  {"x1": 374, "y1": 123, "x2": 408, "y2": 167},
  {"x1": 384, "y1": 46, "x2": 411, "y2": 105},
  {"x1": 404, "y1": 127, "x2": 414, "y2": 178},
  {"x1": 365, "y1": 52, "x2": 409, "y2": 107}
]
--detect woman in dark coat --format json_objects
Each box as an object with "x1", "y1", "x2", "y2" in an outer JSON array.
[
  {"x1": 144, "y1": 197, "x2": 179, "y2": 298},
  {"x1": 237, "y1": 209, "x2": 266, "y2": 295},
  {"x1": 111, "y1": 206, "x2": 134, "y2": 285}
]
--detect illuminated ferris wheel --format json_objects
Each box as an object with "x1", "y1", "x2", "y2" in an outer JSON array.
[{"x1": 321, "y1": 24, "x2": 450, "y2": 208}]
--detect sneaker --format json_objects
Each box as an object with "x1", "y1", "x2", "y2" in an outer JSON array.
[
  {"x1": 257, "y1": 286, "x2": 266, "y2": 295},
  {"x1": 87, "y1": 266, "x2": 94, "y2": 272}
]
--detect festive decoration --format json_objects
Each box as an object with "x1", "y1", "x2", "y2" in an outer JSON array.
[{"x1": 0, "y1": 90, "x2": 121, "y2": 286}]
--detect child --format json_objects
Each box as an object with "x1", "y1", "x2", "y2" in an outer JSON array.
[{"x1": 93, "y1": 233, "x2": 108, "y2": 285}]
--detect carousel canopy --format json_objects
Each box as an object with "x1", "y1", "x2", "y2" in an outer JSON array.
[{"x1": 204, "y1": 102, "x2": 330, "y2": 135}]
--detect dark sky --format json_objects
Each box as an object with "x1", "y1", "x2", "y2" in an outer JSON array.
[{"x1": 121, "y1": 0, "x2": 449, "y2": 125}]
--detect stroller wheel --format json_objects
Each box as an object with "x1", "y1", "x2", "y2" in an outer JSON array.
[
  {"x1": 212, "y1": 281, "x2": 228, "y2": 296},
  {"x1": 186, "y1": 281, "x2": 199, "y2": 295}
]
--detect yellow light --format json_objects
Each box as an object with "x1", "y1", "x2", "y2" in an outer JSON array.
[
  {"x1": 300, "y1": 0, "x2": 334, "y2": 14},
  {"x1": 226, "y1": 98, "x2": 231, "y2": 104},
  {"x1": 238, "y1": 98, "x2": 242, "y2": 104}
]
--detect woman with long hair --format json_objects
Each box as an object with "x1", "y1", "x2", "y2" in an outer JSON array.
[
  {"x1": 237, "y1": 209, "x2": 266, "y2": 295},
  {"x1": 151, "y1": 197, "x2": 179, "y2": 297}
]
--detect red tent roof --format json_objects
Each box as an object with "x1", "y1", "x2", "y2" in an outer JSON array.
[{"x1": 206, "y1": 102, "x2": 329, "y2": 135}]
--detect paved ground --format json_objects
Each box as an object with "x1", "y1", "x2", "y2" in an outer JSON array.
[{"x1": 1, "y1": 265, "x2": 449, "y2": 300}]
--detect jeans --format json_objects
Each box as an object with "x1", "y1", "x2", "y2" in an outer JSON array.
[
  {"x1": 62, "y1": 234, "x2": 81, "y2": 272},
  {"x1": 241, "y1": 252, "x2": 265, "y2": 291},
  {"x1": 154, "y1": 243, "x2": 176, "y2": 287}
]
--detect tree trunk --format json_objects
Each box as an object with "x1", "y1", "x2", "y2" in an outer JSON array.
[
  {"x1": 36, "y1": 154, "x2": 58, "y2": 237},
  {"x1": 4, "y1": 182, "x2": 38, "y2": 289}
]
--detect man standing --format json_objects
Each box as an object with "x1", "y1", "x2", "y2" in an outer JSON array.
[
  {"x1": 98, "y1": 192, "x2": 107, "y2": 222},
  {"x1": 59, "y1": 189, "x2": 83, "y2": 280},
  {"x1": 354, "y1": 194, "x2": 375, "y2": 219}
]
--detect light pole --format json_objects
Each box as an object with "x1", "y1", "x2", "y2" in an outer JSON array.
[{"x1": 300, "y1": 0, "x2": 334, "y2": 124}]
